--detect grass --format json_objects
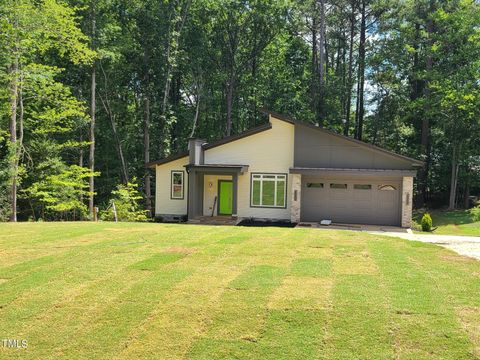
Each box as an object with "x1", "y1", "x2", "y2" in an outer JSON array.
[
  {"x1": 414, "y1": 209, "x2": 480, "y2": 236},
  {"x1": 1, "y1": 222, "x2": 480, "y2": 359}
]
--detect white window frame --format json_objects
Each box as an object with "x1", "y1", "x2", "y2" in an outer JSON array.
[
  {"x1": 250, "y1": 173, "x2": 287, "y2": 208},
  {"x1": 171, "y1": 171, "x2": 184, "y2": 199}
]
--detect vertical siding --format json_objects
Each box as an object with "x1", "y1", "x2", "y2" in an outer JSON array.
[
  {"x1": 155, "y1": 156, "x2": 189, "y2": 215},
  {"x1": 204, "y1": 117, "x2": 295, "y2": 220},
  {"x1": 294, "y1": 125, "x2": 414, "y2": 169}
]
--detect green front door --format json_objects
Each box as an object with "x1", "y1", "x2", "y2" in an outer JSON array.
[{"x1": 218, "y1": 180, "x2": 233, "y2": 215}]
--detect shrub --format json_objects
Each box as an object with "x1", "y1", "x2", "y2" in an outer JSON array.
[
  {"x1": 421, "y1": 213, "x2": 433, "y2": 232},
  {"x1": 100, "y1": 178, "x2": 148, "y2": 222},
  {"x1": 411, "y1": 219, "x2": 422, "y2": 232},
  {"x1": 470, "y1": 206, "x2": 480, "y2": 222}
]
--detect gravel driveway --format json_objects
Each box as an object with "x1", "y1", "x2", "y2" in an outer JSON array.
[{"x1": 371, "y1": 232, "x2": 480, "y2": 260}]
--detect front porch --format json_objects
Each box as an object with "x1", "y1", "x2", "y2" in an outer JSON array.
[{"x1": 186, "y1": 164, "x2": 248, "y2": 220}]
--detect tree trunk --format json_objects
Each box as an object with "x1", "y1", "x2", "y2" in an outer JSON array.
[
  {"x1": 448, "y1": 144, "x2": 460, "y2": 210},
  {"x1": 355, "y1": 0, "x2": 366, "y2": 140},
  {"x1": 317, "y1": 0, "x2": 326, "y2": 125},
  {"x1": 160, "y1": 0, "x2": 191, "y2": 155},
  {"x1": 88, "y1": 3, "x2": 96, "y2": 220},
  {"x1": 79, "y1": 133, "x2": 84, "y2": 215},
  {"x1": 89, "y1": 60, "x2": 96, "y2": 220},
  {"x1": 144, "y1": 95, "x2": 152, "y2": 217},
  {"x1": 9, "y1": 57, "x2": 19, "y2": 222},
  {"x1": 110, "y1": 114, "x2": 128, "y2": 183},
  {"x1": 189, "y1": 84, "x2": 201, "y2": 138},
  {"x1": 340, "y1": 29, "x2": 347, "y2": 127},
  {"x1": 463, "y1": 172, "x2": 470, "y2": 209},
  {"x1": 311, "y1": 7, "x2": 318, "y2": 121},
  {"x1": 99, "y1": 64, "x2": 128, "y2": 183},
  {"x1": 419, "y1": 0, "x2": 435, "y2": 206},
  {"x1": 344, "y1": 0, "x2": 355, "y2": 136},
  {"x1": 225, "y1": 76, "x2": 235, "y2": 136}
]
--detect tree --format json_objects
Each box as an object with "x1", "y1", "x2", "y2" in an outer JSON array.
[{"x1": 0, "y1": 0, "x2": 94, "y2": 222}]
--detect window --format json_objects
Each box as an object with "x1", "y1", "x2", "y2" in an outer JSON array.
[
  {"x1": 251, "y1": 173, "x2": 287, "y2": 208},
  {"x1": 354, "y1": 184, "x2": 372, "y2": 190},
  {"x1": 306, "y1": 183, "x2": 324, "y2": 188},
  {"x1": 171, "y1": 171, "x2": 184, "y2": 199},
  {"x1": 330, "y1": 183, "x2": 347, "y2": 189},
  {"x1": 378, "y1": 185, "x2": 396, "y2": 191}
]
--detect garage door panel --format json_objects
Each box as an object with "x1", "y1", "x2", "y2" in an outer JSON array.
[
  {"x1": 301, "y1": 178, "x2": 401, "y2": 226},
  {"x1": 353, "y1": 192, "x2": 371, "y2": 201}
]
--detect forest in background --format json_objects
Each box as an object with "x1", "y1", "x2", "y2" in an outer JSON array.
[{"x1": 1, "y1": 0, "x2": 479, "y2": 221}]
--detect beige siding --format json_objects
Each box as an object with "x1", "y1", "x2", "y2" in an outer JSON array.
[
  {"x1": 203, "y1": 175, "x2": 232, "y2": 216},
  {"x1": 155, "y1": 156, "x2": 189, "y2": 215},
  {"x1": 204, "y1": 116, "x2": 295, "y2": 220}
]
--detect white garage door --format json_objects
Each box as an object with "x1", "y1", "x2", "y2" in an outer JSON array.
[{"x1": 301, "y1": 178, "x2": 401, "y2": 226}]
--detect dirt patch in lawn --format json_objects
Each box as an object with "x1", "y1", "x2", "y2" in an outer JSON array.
[
  {"x1": 164, "y1": 247, "x2": 198, "y2": 255},
  {"x1": 333, "y1": 251, "x2": 378, "y2": 275},
  {"x1": 268, "y1": 276, "x2": 332, "y2": 310}
]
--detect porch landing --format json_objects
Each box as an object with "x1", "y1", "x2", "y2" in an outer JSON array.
[{"x1": 187, "y1": 216, "x2": 241, "y2": 226}]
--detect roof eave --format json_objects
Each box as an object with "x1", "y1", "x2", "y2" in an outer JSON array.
[{"x1": 145, "y1": 152, "x2": 189, "y2": 168}]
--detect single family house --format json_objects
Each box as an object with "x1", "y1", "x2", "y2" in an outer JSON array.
[{"x1": 147, "y1": 110, "x2": 423, "y2": 227}]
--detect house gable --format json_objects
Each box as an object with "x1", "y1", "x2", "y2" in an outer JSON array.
[{"x1": 293, "y1": 124, "x2": 417, "y2": 170}]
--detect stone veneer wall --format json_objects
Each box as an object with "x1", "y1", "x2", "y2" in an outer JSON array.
[
  {"x1": 291, "y1": 174, "x2": 301, "y2": 223},
  {"x1": 401, "y1": 176, "x2": 413, "y2": 228}
]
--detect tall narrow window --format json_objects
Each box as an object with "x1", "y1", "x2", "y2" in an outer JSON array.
[
  {"x1": 171, "y1": 171, "x2": 184, "y2": 199},
  {"x1": 251, "y1": 173, "x2": 287, "y2": 208}
]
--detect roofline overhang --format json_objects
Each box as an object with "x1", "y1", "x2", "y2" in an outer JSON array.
[
  {"x1": 289, "y1": 167, "x2": 417, "y2": 178},
  {"x1": 185, "y1": 164, "x2": 249, "y2": 174},
  {"x1": 146, "y1": 152, "x2": 189, "y2": 168}
]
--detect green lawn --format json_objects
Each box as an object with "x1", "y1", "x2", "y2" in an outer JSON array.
[
  {"x1": 414, "y1": 209, "x2": 480, "y2": 236},
  {"x1": 1, "y1": 222, "x2": 480, "y2": 359}
]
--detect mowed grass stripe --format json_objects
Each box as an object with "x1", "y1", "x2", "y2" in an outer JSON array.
[
  {"x1": 0, "y1": 242, "x2": 159, "y2": 338},
  {"x1": 204, "y1": 265, "x2": 287, "y2": 341},
  {"x1": 369, "y1": 239, "x2": 475, "y2": 359},
  {"x1": 189, "y1": 241, "x2": 331, "y2": 358},
  {"x1": 3, "y1": 252, "x2": 200, "y2": 359},
  {"x1": 0, "y1": 223, "x2": 117, "y2": 268},
  {"x1": 115, "y1": 236, "x2": 263, "y2": 360},
  {"x1": 51, "y1": 268, "x2": 192, "y2": 359},
  {"x1": 187, "y1": 310, "x2": 326, "y2": 359},
  {"x1": 326, "y1": 273, "x2": 393, "y2": 359},
  {"x1": 321, "y1": 237, "x2": 392, "y2": 359},
  {"x1": 0, "y1": 240, "x2": 153, "y2": 311}
]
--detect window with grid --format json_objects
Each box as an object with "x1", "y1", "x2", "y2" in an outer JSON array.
[{"x1": 251, "y1": 174, "x2": 286, "y2": 208}]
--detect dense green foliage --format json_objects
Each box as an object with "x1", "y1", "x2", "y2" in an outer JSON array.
[
  {"x1": 470, "y1": 206, "x2": 480, "y2": 223},
  {"x1": 421, "y1": 212, "x2": 433, "y2": 232},
  {"x1": 1, "y1": 0, "x2": 479, "y2": 221},
  {"x1": 100, "y1": 178, "x2": 148, "y2": 222}
]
